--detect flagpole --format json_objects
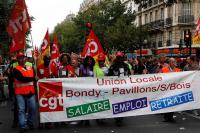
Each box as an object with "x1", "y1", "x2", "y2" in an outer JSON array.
[{"x1": 30, "y1": 33, "x2": 38, "y2": 78}]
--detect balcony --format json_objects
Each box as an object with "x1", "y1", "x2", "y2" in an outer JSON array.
[
  {"x1": 158, "y1": 41, "x2": 163, "y2": 47},
  {"x1": 149, "y1": 19, "x2": 164, "y2": 31},
  {"x1": 166, "y1": 40, "x2": 172, "y2": 46},
  {"x1": 178, "y1": 15, "x2": 194, "y2": 25},
  {"x1": 164, "y1": 17, "x2": 172, "y2": 28}
]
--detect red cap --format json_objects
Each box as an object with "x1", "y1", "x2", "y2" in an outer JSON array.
[
  {"x1": 116, "y1": 51, "x2": 124, "y2": 57},
  {"x1": 17, "y1": 52, "x2": 25, "y2": 58},
  {"x1": 98, "y1": 53, "x2": 105, "y2": 61}
]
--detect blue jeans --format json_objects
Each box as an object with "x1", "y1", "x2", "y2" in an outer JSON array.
[{"x1": 16, "y1": 94, "x2": 36, "y2": 129}]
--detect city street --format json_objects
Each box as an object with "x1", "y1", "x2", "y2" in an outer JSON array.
[
  {"x1": 1, "y1": 0, "x2": 200, "y2": 133},
  {"x1": 0, "y1": 101, "x2": 200, "y2": 133}
]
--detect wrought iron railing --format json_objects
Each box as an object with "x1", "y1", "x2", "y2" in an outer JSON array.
[{"x1": 178, "y1": 15, "x2": 194, "y2": 24}]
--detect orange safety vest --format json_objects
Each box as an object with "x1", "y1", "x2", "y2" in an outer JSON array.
[
  {"x1": 162, "y1": 66, "x2": 181, "y2": 73},
  {"x1": 14, "y1": 65, "x2": 35, "y2": 95}
]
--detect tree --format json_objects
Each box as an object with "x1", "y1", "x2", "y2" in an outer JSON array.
[
  {"x1": 0, "y1": 0, "x2": 14, "y2": 57},
  {"x1": 73, "y1": 0, "x2": 137, "y2": 53},
  {"x1": 53, "y1": 0, "x2": 149, "y2": 54},
  {"x1": 52, "y1": 21, "x2": 80, "y2": 53}
]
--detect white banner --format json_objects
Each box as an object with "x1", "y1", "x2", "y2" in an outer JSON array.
[{"x1": 38, "y1": 71, "x2": 200, "y2": 123}]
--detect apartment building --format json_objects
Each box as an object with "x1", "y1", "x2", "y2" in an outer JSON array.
[{"x1": 135, "y1": 0, "x2": 200, "y2": 49}]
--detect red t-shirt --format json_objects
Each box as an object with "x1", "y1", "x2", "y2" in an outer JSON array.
[
  {"x1": 37, "y1": 64, "x2": 50, "y2": 79},
  {"x1": 59, "y1": 64, "x2": 76, "y2": 77}
]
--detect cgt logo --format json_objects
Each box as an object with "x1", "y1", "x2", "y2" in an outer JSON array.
[{"x1": 39, "y1": 82, "x2": 63, "y2": 112}]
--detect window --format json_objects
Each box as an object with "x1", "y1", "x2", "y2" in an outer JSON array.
[
  {"x1": 169, "y1": 31, "x2": 172, "y2": 40},
  {"x1": 167, "y1": 6, "x2": 172, "y2": 18},
  {"x1": 139, "y1": 16, "x2": 142, "y2": 26},
  {"x1": 145, "y1": 14, "x2": 148, "y2": 24},
  {"x1": 182, "y1": 1, "x2": 191, "y2": 16},
  {"x1": 155, "y1": 10, "x2": 158, "y2": 21},
  {"x1": 150, "y1": 12, "x2": 153, "y2": 22},
  {"x1": 161, "y1": 8, "x2": 164, "y2": 20},
  {"x1": 158, "y1": 34, "x2": 163, "y2": 41}
]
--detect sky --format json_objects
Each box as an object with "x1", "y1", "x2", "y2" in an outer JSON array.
[{"x1": 26, "y1": 0, "x2": 83, "y2": 47}]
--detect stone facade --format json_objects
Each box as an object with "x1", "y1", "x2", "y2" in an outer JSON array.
[{"x1": 135, "y1": 0, "x2": 200, "y2": 48}]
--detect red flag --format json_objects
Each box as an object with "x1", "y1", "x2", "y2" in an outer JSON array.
[
  {"x1": 81, "y1": 29, "x2": 105, "y2": 58},
  {"x1": 81, "y1": 29, "x2": 109, "y2": 66},
  {"x1": 9, "y1": 39, "x2": 25, "y2": 53},
  {"x1": 195, "y1": 18, "x2": 200, "y2": 36},
  {"x1": 33, "y1": 45, "x2": 39, "y2": 59},
  {"x1": 40, "y1": 30, "x2": 50, "y2": 54},
  {"x1": 37, "y1": 30, "x2": 50, "y2": 68},
  {"x1": 6, "y1": 0, "x2": 31, "y2": 43},
  {"x1": 50, "y1": 33, "x2": 60, "y2": 76},
  {"x1": 51, "y1": 33, "x2": 60, "y2": 61}
]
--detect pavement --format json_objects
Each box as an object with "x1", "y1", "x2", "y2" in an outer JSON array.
[{"x1": 1, "y1": 101, "x2": 200, "y2": 133}]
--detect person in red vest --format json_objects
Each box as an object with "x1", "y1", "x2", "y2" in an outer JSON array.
[
  {"x1": 13, "y1": 52, "x2": 36, "y2": 133},
  {"x1": 162, "y1": 58, "x2": 181, "y2": 73},
  {"x1": 161, "y1": 57, "x2": 181, "y2": 122}
]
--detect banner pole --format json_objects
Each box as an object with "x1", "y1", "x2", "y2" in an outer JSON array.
[{"x1": 30, "y1": 33, "x2": 38, "y2": 78}]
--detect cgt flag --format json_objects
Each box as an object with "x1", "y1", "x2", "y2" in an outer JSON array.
[
  {"x1": 37, "y1": 29, "x2": 50, "y2": 68},
  {"x1": 50, "y1": 33, "x2": 60, "y2": 76},
  {"x1": 81, "y1": 29, "x2": 109, "y2": 65},
  {"x1": 6, "y1": 0, "x2": 31, "y2": 44},
  {"x1": 51, "y1": 33, "x2": 60, "y2": 65},
  {"x1": 9, "y1": 39, "x2": 25, "y2": 53},
  {"x1": 81, "y1": 30, "x2": 105, "y2": 58}
]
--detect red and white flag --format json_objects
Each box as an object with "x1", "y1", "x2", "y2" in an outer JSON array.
[
  {"x1": 81, "y1": 29, "x2": 109, "y2": 66},
  {"x1": 195, "y1": 18, "x2": 200, "y2": 36},
  {"x1": 9, "y1": 39, "x2": 25, "y2": 53},
  {"x1": 37, "y1": 29, "x2": 50, "y2": 68},
  {"x1": 81, "y1": 29, "x2": 105, "y2": 58},
  {"x1": 40, "y1": 30, "x2": 50, "y2": 54},
  {"x1": 51, "y1": 33, "x2": 60, "y2": 64},
  {"x1": 50, "y1": 33, "x2": 60, "y2": 76},
  {"x1": 6, "y1": 0, "x2": 31, "y2": 44}
]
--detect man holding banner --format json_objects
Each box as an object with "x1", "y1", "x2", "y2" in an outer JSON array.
[
  {"x1": 108, "y1": 51, "x2": 131, "y2": 126},
  {"x1": 161, "y1": 58, "x2": 181, "y2": 122}
]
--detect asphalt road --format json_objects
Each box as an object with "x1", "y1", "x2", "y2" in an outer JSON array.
[{"x1": 0, "y1": 101, "x2": 200, "y2": 133}]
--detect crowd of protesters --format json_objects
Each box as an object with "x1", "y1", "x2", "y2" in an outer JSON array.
[{"x1": 0, "y1": 51, "x2": 200, "y2": 133}]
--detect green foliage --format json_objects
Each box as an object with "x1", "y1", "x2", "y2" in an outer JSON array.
[
  {"x1": 53, "y1": 0, "x2": 149, "y2": 54},
  {"x1": 53, "y1": 21, "x2": 80, "y2": 53},
  {"x1": 0, "y1": 0, "x2": 14, "y2": 57}
]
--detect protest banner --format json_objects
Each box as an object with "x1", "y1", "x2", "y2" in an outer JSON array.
[{"x1": 38, "y1": 71, "x2": 200, "y2": 123}]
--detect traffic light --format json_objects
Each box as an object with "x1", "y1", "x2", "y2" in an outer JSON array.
[{"x1": 184, "y1": 30, "x2": 191, "y2": 47}]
